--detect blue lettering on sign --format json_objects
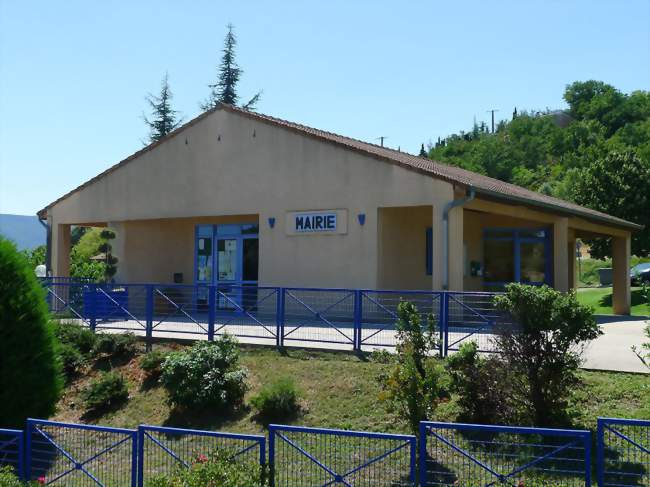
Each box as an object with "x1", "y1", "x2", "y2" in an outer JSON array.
[{"x1": 295, "y1": 213, "x2": 337, "y2": 233}]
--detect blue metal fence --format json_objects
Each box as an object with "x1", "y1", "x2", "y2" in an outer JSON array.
[
  {"x1": 0, "y1": 428, "x2": 23, "y2": 478},
  {"x1": 26, "y1": 418, "x2": 138, "y2": 486},
  {"x1": 597, "y1": 417, "x2": 649, "y2": 487},
  {"x1": 269, "y1": 424, "x2": 417, "y2": 486},
  {"x1": 43, "y1": 281, "x2": 512, "y2": 354},
  {"x1": 419, "y1": 421, "x2": 592, "y2": 486},
  {"x1": 137, "y1": 425, "x2": 265, "y2": 486}
]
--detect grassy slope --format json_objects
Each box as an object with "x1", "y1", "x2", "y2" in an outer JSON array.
[
  {"x1": 51, "y1": 343, "x2": 649, "y2": 435},
  {"x1": 576, "y1": 286, "x2": 650, "y2": 316}
]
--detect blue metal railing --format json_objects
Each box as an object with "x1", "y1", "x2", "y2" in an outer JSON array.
[
  {"x1": 9, "y1": 417, "x2": 648, "y2": 485},
  {"x1": 597, "y1": 417, "x2": 649, "y2": 487},
  {"x1": 43, "y1": 280, "x2": 512, "y2": 354}
]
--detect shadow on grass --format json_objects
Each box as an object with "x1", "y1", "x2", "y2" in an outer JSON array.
[
  {"x1": 163, "y1": 405, "x2": 251, "y2": 431},
  {"x1": 92, "y1": 353, "x2": 136, "y2": 372},
  {"x1": 80, "y1": 395, "x2": 129, "y2": 422},
  {"x1": 598, "y1": 289, "x2": 649, "y2": 309}
]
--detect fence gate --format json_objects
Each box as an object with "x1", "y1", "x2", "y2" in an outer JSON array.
[
  {"x1": 597, "y1": 417, "x2": 649, "y2": 487},
  {"x1": 269, "y1": 424, "x2": 416, "y2": 486},
  {"x1": 419, "y1": 422, "x2": 591, "y2": 486},
  {"x1": 0, "y1": 428, "x2": 23, "y2": 478},
  {"x1": 26, "y1": 418, "x2": 137, "y2": 486},
  {"x1": 137, "y1": 425, "x2": 265, "y2": 486}
]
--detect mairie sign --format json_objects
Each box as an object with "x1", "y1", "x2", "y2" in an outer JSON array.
[
  {"x1": 285, "y1": 210, "x2": 348, "y2": 236},
  {"x1": 295, "y1": 212, "x2": 337, "y2": 233}
]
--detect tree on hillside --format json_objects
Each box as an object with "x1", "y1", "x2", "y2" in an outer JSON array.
[
  {"x1": 0, "y1": 237, "x2": 62, "y2": 427},
  {"x1": 419, "y1": 143, "x2": 427, "y2": 157},
  {"x1": 143, "y1": 73, "x2": 182, "y2": 144},
  {"x1": 201, "y1": 24, "x2": 262, "y2": 111},
  {"x1": 570, "y1": 151, "x2": 650, "y2": 258}
]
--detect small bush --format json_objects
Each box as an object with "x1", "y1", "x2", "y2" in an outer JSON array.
[
  {"x1": 58, "y1": 342, "x2": 86, "y2": 381},
  {"x1": 446, "y1": 342, "x2": 518, "y2": 424},
  {"x1": 160, "y1": 337, "x2": 248, "y2": 411},
  {"x1": 0, "y1": 237, "x2": 62, "y2": 428},
  {"x1": 251, "y1": 377, "x2": 301, "y2": 421},
  {"x1": 0, "y1": 465, "x2": 24, "y2": 486},
  {"x1": 139, "y1": 350, "x2": 169, "y2": 381},
  {"x1": 92, "y1": 332, "x2": 137, "y2": 358},
  {"x1": 494, "y1": 284, "x2": 601, "y2": 427},
  {"x1": 369, "y1": 348, "x2": 393, "y2": 364},
  {"x1": 81, "y1": 371, "x2": 129, "y2": 411},
  {"x1": 147, "y1": 451, "x2": 268, "y2": 487},
  {"x1": 53, "y1": 322, "x2": 96, "y2": 356},
  {"x1": 379, "y1": 301, "x2": 448, "y2": 435}
]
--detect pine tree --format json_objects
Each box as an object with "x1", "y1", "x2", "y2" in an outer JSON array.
[
  {"x1": 419, "y1": 143, "x2": 428, "y2": 157},
  {"x1": 143, "y1": 73, "x2": 182, "y2": 143},
  {"x1": 201, "y1": 24, "x2": 262, "y2": 111}
]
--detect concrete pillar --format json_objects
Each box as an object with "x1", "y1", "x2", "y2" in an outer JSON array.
[
  {"x1": 431, "y1": 206, "x2": 445, "y2": 290},
  {"x1": 447, "y1": 205, "x2": 464, "y2": 290},
  {"x1": 612, "y1": 234, "x2": 631, "y2": 315},
  {"x1": 567, "y1": 230, "x2": 577, "y2": 290},
  {"x1": 52, "y1": 223, "x2": 71, "y2": 277},
  {"x1": 553, "y1": 218, "x2": 569, "y2": 292}
]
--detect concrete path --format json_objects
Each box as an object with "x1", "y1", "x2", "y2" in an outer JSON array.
[{"x1": 582, "y1": 315, "x2": 649, "y2": 374}]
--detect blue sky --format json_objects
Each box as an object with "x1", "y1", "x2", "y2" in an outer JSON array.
[{"x1": 1, "y1": 0, "x2": 648, "y2": 215}]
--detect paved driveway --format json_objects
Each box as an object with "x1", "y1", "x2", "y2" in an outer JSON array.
[{"x1": 582, "y1": 315, "x2": 649, "y2": 374}]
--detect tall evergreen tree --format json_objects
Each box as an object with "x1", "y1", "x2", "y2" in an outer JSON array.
[
  {"x1": 201, "y1": 24, "x2": 262, "y2": 111},
  {"x1": 419, "y1": 143, "x2": 428, "y2": 157},
  {"x1": 143, "y1": 73, "x2": 182, "y2": 143}
]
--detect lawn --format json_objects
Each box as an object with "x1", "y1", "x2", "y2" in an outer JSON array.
[
  {"x1": 577, "y1": 286, "x2": 650, "y2": 316},
  {"x1": 51, "y1": 342, "x2": 650, "y2": 435}
]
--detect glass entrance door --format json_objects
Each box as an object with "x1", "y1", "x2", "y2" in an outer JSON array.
[{"x1": 195, "y1": 223, "x2": 259, "y2": 310}]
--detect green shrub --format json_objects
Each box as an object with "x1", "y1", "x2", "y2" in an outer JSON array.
[
  {"x1": 446, "y1": 342, "x2": 518, "y2": 424},
  {"x1": 81, "y1": 371, "x2": 129, "y2": 411},
  {"x1": 160, "y1": 337, "x2": 248, "y2": 411},
  {"x1": 494, "y1": 284, "x2": 601, "y2": 427},
  {"x1": 251, "y1": 377, "x2": 300, "y2": 421},
  {"x1": 92, "y1": 332, "x2": 137, "y2": 358},
  {"x1": 0, "y1": 237, "x2": 62, "y2": 428},
  {"x1": 58, "y1": 342, "x2": 85, "y2": 380},
  {"x1": 369, "y1": 348, "x2": 393, "y2": 364},
  {"x1": 379, "y1": 301, "x2": 448, "y2": 434},
  {"x1": 139, "y1": 350, "x2": 169, "y2": 381},
  {"x1": 0, "y1": 465, "x2": 24, "y2": 486},
  {"x1": 53, "y1": 321, "x2": 96, "y2": 356},
  {"x1": 147, "y1": 451, "x2": 268, "y2": 487}
]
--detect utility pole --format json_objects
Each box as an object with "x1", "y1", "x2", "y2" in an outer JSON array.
[
  {"x1": 376, "y1": 136, "x2": 388, "y2": 147},
  {"x1": 486, "y1": 109, "x2": 499, "y2": 133}
]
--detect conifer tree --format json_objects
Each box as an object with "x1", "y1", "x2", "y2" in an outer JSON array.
[
  {"x1": 143, "y1": 73, "x2": 182, "y2": 143},
  {"x1": 419, "y1": 143, "x2": 428, "y2": 157},
  {"x1": 201, "y1": 24, "x2": 262, "y2": 111}
]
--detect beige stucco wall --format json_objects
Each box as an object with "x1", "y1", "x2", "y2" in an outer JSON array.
[{"x1": 48, "y1": 109, "x2": 454, "y2": 289}]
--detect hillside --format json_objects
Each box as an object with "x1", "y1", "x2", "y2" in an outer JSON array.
[{"x1": 0, "y1": 213, "x2": 45, "y2": 250}]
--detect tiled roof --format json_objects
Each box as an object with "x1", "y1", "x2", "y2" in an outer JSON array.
[{"x1": 38, "y1": 104, "x2": 642, "y2": 231}]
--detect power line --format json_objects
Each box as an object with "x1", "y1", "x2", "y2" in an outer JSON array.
[{"x1": 376, "y1": 136, "x2": 388, "y2": 147}]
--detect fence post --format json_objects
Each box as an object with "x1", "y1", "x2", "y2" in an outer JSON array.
[
  {"x1": 439, "y1": 292, "x2": 449, "y2": 357},
  {"x1": 145, "y1": 285, "x2": 154, "y2": 352},
  {"x1": 24, "y1": 420, "x2": 32, "y2": 482},
  {"x1": 268, "y1": 425, "x2": 275, "y2": 487},
  {"x1": 418, "y1": 422, "x2": 427, "y2": 487},
  {"x1": 136, "y1": 426, "x2": 144, "y2": 487},
  {"x1": 207, "y1": 285, "x2": 216, "y2": 341},
  {"x1": 276, "y1": 288, "x2": 285, "y2": 348},
  {"x1": 353, "y1": 290, "x2": 362, "y2": 351},
  {"x1": 596, "y1": 418, "x2": 604, "y2": 487},
  {"x1": 89, "y1": 283, "x2": 97, "y2": 333}
]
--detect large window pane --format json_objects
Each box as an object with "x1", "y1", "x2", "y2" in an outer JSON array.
[
  {"x1": 484, "y1": 240, "x2": 514, "y2": 282},
  {"x1": 520, "y1": 241, "x2": 546, "y2": 283},
  {"x1": 217, "y1": 239, "x2": 238, "y2": 281},
  {"x1": 242, "y1": 239, "x2": 259, "y2": 281}
]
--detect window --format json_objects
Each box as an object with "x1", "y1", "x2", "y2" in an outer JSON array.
[
  {"x1": 483, "y1": 227, "x2": 550, "y2": 287},
  {"x1": 425, "y1": 227, "x2": 432, "y2": 275}
]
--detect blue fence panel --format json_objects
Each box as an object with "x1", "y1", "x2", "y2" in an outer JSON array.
[
  {"x1": 26, "y1": 418, "x2": 137, "y2": 486},
  {"x1": 44, "y1": 282, "x2": 93, "y2": 326},
  {"x1": 137, "y1": 425, "x2": 265, "y2": 486},
  {"x1": 359, "y1": 290, "x2": 443, "y2": 350},
  {"x1": 269, "y1": 424, "x2": 416, "y2": 486},
  {"x1": 597, "y1": 417, "x2": 649, "y2": 487},
  {"x1": 420, "y1": 422, "x2": 591, "y2": 486},
  {"x1": 0, "y1": 429, "x2": 23, "y2": 478},
  {"x1": 445, "y1": 292, "x2": 514, "y2": 354},
  {"x1": 282, "y1": 288, "x2": 356, "y2": 347},
  {"x1": 213, "y1": 285, "x2": 279, "y2": 343}
]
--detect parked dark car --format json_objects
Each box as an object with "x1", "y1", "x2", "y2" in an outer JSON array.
[{"x1": 630, "y1": 262, "x2": 650, "y2": 285}]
